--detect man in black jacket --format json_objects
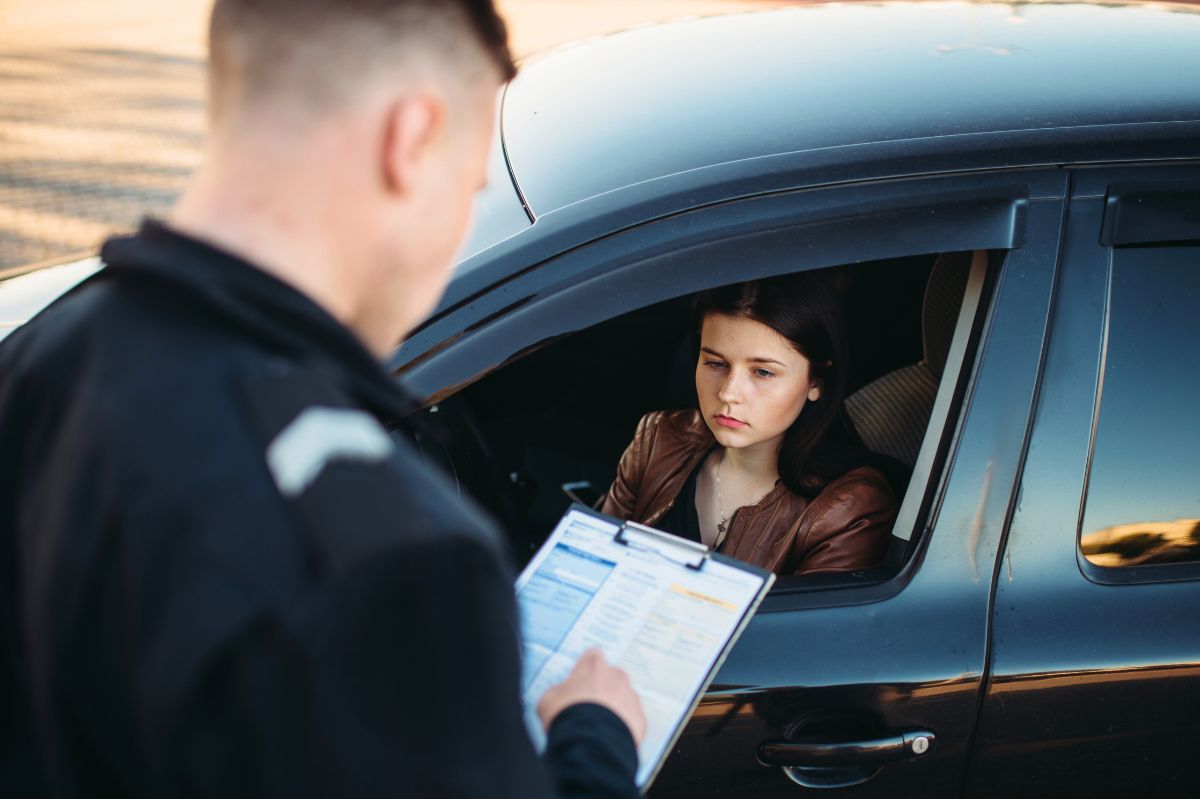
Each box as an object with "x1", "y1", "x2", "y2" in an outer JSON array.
[{"x1": 0, "y1": 1, "x2": 644, "y2": 796}]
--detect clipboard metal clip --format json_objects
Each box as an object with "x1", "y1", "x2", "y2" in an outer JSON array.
[{"x1": 614, "y1": 521, "x2": 710, "y2": 571}]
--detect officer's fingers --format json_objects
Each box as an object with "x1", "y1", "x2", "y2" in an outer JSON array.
[
  {"x1": 600, "y1": 666, "x2": 647, "y2": 746},
  {"x1": 536, "y1": 652, "x2": 598, "y2": 728},
  {"x1": 573, "y1": 654, "x2": 646, "y2": 746},
  {"x1": 570, "y1": 647, "x2": 605, "y2": 675},
  {"x1": 536, "y1": 681, "x2": 563, "y2": 728},
  {"x1": 571, "y1": 649, "x2": 634, "y2": 701},
  {"x1": 537, "y1": 649, "x2": 647, "y2": 745}
]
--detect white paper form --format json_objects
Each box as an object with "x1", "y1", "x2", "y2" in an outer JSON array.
[{"x1": 516, "y1": 507, "x2": 771, "y2": 787}]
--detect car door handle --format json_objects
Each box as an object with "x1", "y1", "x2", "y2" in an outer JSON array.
[{"x1": 757, "y1": 729, "x2": 936, "y2": 768}]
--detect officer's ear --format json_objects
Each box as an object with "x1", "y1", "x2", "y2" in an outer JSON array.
[{"x1": 381, "y1": 91, "x2": 447, "y2": 198}]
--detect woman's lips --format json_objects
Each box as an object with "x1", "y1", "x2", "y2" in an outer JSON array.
[{"x1": 714, "y1": 414, "x2": 747, "y2": 429}]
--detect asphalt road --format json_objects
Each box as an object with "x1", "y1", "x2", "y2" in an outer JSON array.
[{"x1": 0, "y1": 0, "x2": 788, "y2": 271}]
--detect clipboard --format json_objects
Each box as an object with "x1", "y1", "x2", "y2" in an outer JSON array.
[{"x1": 515, "y1": 504, "x2": 775, "y2": 789}]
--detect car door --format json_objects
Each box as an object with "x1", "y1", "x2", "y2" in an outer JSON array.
[
  {"x1": 646, "y1": 187, "x2": 1067, "y2": 798},
  {"x1": 962, "y1": 165, "x2": 1200, "y2": 798},
  {"x1": 396, "y1": 169, "x2": 1069, "y2": 798}
]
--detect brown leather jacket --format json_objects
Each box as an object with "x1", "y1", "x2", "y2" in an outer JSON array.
[{"x1": 600, "y1": 410, "x2": 897, "y2": 575}]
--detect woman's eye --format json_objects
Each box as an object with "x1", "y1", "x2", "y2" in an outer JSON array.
[
  {"x1": 703, "y1": 359, "x2": 727, "y2": 370},
  {"x1": 753, "y1": 368, "x2": 776, "y2": 379}
]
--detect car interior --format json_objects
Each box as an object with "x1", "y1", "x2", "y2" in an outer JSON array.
[{"x1": 408, "y1": 249, "x2": 996, "y2": 590}]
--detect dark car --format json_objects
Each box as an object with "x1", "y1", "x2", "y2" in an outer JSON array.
[{"x1": 387, "y1": 2, "x2": 1200, "y2": 796}]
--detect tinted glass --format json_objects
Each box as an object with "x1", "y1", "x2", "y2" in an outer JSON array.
[{"x1": 1080, "y1": 244, "x2": 1200, "y2": 569}]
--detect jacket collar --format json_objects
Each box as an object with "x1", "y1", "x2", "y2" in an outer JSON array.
[
  {"x1": 660, "y1": 409, "x2": 792, "y2": 517},
  {"x1": 661, "y1": 408, "x2": 719, "y2": 446},
  {"x1": 98, "y1": 219, "x2": 418, "y2": 423}
]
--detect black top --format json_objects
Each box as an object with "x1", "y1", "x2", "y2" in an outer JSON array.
[
  {"x1": 0, "y1": 221, "x2": 638, "y2": 799},
  {"x1": 656, "y1": 454, "x2": 708, "y2": 547}
]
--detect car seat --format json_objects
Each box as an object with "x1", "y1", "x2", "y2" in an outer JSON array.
[{"x1": 844, "y1": 251, "x2": 973, "y2": 469}]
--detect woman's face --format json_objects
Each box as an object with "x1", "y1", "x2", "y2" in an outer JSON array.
[{"x1": 696, "y1": 313, "x2": 822, "y2": 453}]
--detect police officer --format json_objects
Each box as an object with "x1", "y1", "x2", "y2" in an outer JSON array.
[{"x1": 0, "y1": 1, "x2": 645, "y2": 796}]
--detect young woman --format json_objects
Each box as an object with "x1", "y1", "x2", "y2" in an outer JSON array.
[{"x1": 600, "y1": 272, "x2": 897, "y2": 576}]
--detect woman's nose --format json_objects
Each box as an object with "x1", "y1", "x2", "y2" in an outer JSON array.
[{"x1": 718, "y1": 374, "x2": 742, "y2": 403}]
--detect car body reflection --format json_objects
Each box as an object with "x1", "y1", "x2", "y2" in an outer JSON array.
[{"x1": 1081, "y1": 518, "x2": 1200, "y2": 567}]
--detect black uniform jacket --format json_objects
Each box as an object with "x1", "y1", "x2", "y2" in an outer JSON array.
[{"x1": 0, "y1": 221, "x2": 638, "y2": 798}]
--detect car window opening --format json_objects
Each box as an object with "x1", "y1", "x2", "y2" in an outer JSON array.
[{"x1": 420, "y1": 249, "x2": 999, "y2": 592}]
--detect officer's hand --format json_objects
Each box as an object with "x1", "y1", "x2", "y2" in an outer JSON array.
[{"x1": 537, "y1": 648, "x2": 647, "y2": 746}]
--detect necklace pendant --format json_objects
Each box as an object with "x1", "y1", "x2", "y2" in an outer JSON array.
[{"x1": 717, "y1": 521, "x2": 726, "y2": 534}]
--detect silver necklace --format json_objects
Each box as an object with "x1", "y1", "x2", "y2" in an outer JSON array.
[
  {"x1": 715, "y1": 454, "x2": 773, "y2": 537},
  {"x1": 715, "y1": 456, "x2": 729, "y2": 535}
]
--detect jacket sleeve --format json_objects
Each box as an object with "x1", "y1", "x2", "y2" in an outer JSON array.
[
  {"x1": 599, "y1": 413, "x2": 657, "y2": 520},
  {"x1": 545, "y1": 704, "x2": 641, "y2": 799},
  {"x1": 790, "y1": 470, "x2": 897, "y2": 575},
  {"x1": 157, "y1": 533, "x2": 640, "y2": 799}
]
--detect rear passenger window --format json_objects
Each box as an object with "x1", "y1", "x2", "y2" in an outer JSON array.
[{"x1": 1080, "y1": 244, "x2": 1200, "y2": 570}]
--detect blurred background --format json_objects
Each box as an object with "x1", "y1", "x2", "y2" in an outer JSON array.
[{"x1": 0, "y1": 0, "x2": 794, "y2": 272}]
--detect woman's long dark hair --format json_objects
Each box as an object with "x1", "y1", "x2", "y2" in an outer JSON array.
[{"x1": 694, "y1": 271, "x2": 868, "y2": 499}]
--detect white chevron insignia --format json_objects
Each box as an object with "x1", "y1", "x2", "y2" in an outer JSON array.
[{"x1": 266, "y1": 406, "x2": 394, "y2": 497}]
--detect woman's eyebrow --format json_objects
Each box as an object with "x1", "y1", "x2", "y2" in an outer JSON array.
[{"x1": 701, "y1": 346, "x2": 785, "y2": 367}]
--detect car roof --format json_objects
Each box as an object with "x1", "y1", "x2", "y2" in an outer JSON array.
[{"x1": 502, "y1": 0, "x2": 1200, "y2": 216}]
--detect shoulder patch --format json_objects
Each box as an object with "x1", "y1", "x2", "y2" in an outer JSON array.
[{"x1": 266, "y1": 406, "x2": 394, "y2": 497}]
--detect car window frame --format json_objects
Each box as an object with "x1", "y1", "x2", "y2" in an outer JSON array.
[
  {"x1": 397, "y1": 168, "x2": 1068, "y2": 609},
  {"x1": 398, "y1": 171, "x2": 1058, "y2": 394},
  {"x1": 1074, "y1": 169, "x2": 1200, "y2": 585}
]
